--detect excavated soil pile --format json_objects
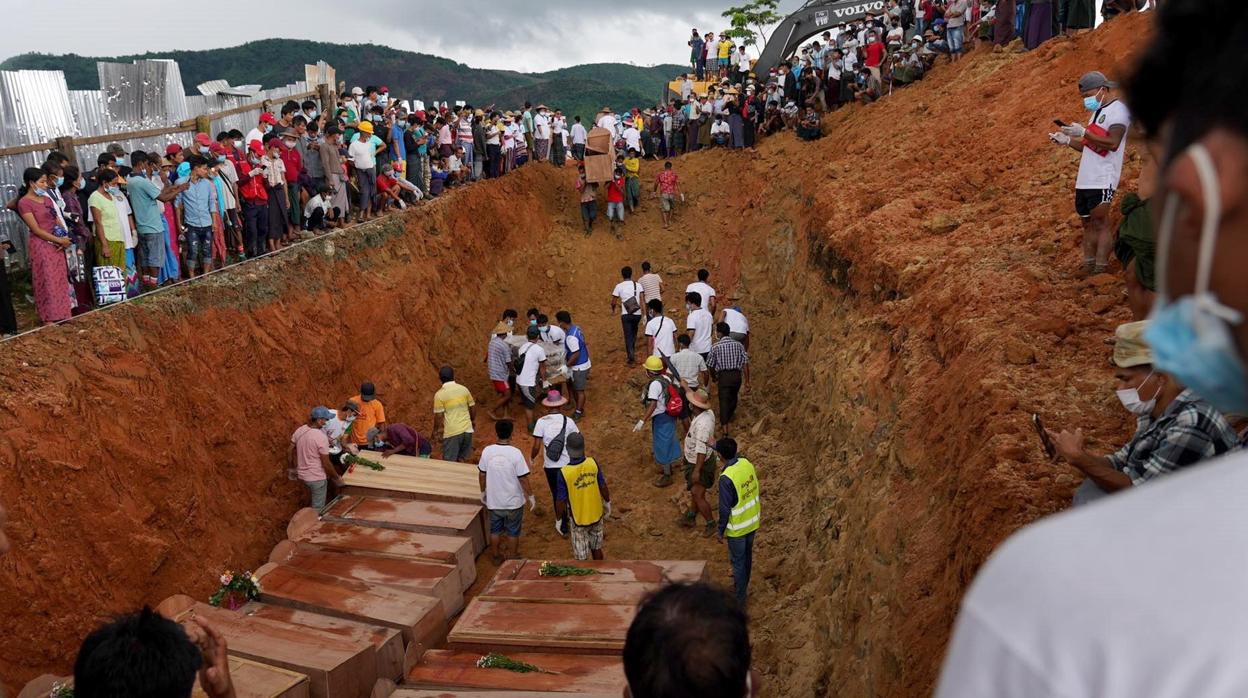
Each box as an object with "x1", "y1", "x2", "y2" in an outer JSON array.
[{"x1": 0, "y1": 14, "x2": 1150, "y2": 696}]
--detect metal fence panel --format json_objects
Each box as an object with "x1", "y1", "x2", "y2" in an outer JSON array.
[{"x1": 0, "y1": 60, "x2": 327, "y2": 268}]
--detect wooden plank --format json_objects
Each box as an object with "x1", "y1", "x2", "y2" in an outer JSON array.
[
  {"x1": 254, "y1": 563, "x2": 447, "y2": 652},
  {"x1": 156, "y1": 594, "x2": 376, "y2": 698},
  {"x1": 341, "y1": 451, "x2": 481, "y2": 505},
  {"x1": 447, "y1": 599, "x2": 634, "y2": 655},
  {"x1": 407, "y1": 649, "x2": 625, "y2": 694},
  {"x1": 20, "y1": 663, "x2": 309, "y2": 698},
  {"x1": 241, "y1": 598, "x2": 405, "y2": 682},
  {"x1": 74, "y1": 124, "x2": 195, "y2": 147},
  {"x1": 287, "y1": 517, "x2": 476, "y2": 591},
  {"x1": 0, "y1": 141, "x2": 56, "y2": 158},
  {"x1": 322, "y1": 496, "x2": 487, "y2": 557},
  {"x1": 496, "y1": 559, "x2": 709, "y2": 584},
  {"x1": 480, "y1": 579, "x2": 660, "y2": 606},
  {"x1": 269, "y1": 539, "x2": 463, "y2": 617}
]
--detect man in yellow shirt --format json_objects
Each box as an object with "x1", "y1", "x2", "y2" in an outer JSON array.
[
  {"x1": 433, "y1": 365, "x2": 477, "y2": 462},
  {"x1": 623, "y1": 150, "x2": 641, "y2": 214},
  {"x1": 347, "y1": 381, "x2": 386, "y2": 447},
  {"x1": 718, "y1": 34, "x2": 734, "y2": 79},
  {"x1": 554, "y1": 433, "x2": 612, "y2": 560}
]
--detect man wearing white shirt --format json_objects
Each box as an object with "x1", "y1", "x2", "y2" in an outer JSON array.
[
  {"x1": 611, "y1": 266, "x2": 645, "y2": 365},
  {"x1": 570, "y1": 116, "x2": 588, "y2": 161},
  {"x1": 720, "y1": 304, "x2": 750, "y2": 350},
  {"x1": 623, "y1": 123, "x2": 643, "y2": 154},
  {"x1": 533, "y1": 106, "x2": 552, "y2": 162},
  {"x1": 478, "y1": 419, "x2": 537, "y2": 564},
  {"x1": 530, "y1": 390, "x2": 580, "y2": 534},
  {"x1": 685, "y1": 292, "x2": 715, "y2": 358},
  {"x1": 710, "y1": 115, "x2": 731, "y2": 147},
  {"x1": 645, "y1": 299, "x2": 679, "y2": 358},
  {"x1": 596, "y1": 108, "x2": 617, "y2": 133},
  {"x1": 686, "y1": 268, "x2": 717, "y2": 313},
  {"x1": 515, "y1": 325, "x2": 547, "y2": 431}
]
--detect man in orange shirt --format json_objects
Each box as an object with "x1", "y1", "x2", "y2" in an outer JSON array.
[{"x1": 347, "y1": 381, "x2": 387, "y2": 448}]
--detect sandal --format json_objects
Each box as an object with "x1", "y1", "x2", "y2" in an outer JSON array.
[
  {"x1": 677, "y1": 511, "x2": 697, "y2": 528},
  {"x1": 572, "y1": 409, "x2": 584, "y2": 419},
  {"x1": 653, "y1": 474, "x2": 673, "y2": 488}
]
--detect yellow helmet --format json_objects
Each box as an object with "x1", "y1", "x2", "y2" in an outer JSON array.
[{"x1": 643, "y1": 356, "x2": 665, "y2": 372}]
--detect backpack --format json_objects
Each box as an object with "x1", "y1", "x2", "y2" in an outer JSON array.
[
  {"x1": 514, "y1": 343, "x2": 530, "y2": 374},
  {"x1": 545, "y1": 416, "x2": 569, "y2": 461},
  {"x1": 656, "y1": 378, "x2": 685, "y2": 418}
]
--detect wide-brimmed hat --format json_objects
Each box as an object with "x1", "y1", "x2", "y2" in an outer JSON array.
[
  {"x1": 1112, "y1": 321, "x2": 1152, "y2": 368},
  {"x1": 542, "y1": 389, "x2": 568, "y2": 408},
  {"x1": 687, "y1": 391, "x2": 711, "y2": 410}
]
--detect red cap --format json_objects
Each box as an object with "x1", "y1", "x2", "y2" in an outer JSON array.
[
  {"x1": 414, "y1": 110, "x2": 427, "y2": 120},
  {"x1": 259, "y1": 112, "x2": 278, "y2": 125},
  {"x1": 379, "y1": 85, "x2": 389, "y2": 93},
  {"x1": 247, "y1": 140, "x2": 264, "y2": 156},
  {"x1": 208, "y1": 142, "x2": 225, "y2": 154},
  {"x1": 194, "y1": 133, "x2": 212, "y2": 146},
  {"x1": 164, "y1": 143, "x2": 183, "y2": 155}
]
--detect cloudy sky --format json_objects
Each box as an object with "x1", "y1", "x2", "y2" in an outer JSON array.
[{"x1": 4, "y1": 1, "x2": 807, "y2": 73}]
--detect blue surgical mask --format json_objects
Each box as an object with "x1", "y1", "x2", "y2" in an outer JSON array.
[
  {"x1": 115, "y1": 156, "x2": 127, "y2": 167},
  {"x1": 33, "y1": 186, "x2": 48, "y2": 197},
  {"x1": 263, "y1": 124, "x2": 273, "y2": 134},
  {"x1": 55, "y1": 176, "x2": 64, "y2": 187},
  {"x1": 199, "y1": 146, "x2": 209, "y2": 154},
  {"x1": 307, "y1": 110, "x2": 318, "y2": 120},
  {"x1": 107, "y1": 186, "x2": 121, "y2": 197},
  {"x1": 1083, "y1": 96, "x2": 1101, "y2": 112},
  {"x1": 216, "y1": 155, "x2": 227, "y2": 163},
  {"x1": 1145, "y1": 143, "x2": 1248, "y2": 414}
]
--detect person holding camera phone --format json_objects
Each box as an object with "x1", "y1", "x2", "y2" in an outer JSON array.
[{"x1": 1043, "y1": 321, "x2": 1237, "y2": 505}]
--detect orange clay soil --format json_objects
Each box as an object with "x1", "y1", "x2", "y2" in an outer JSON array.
[{"x1": 0, "y1": 14, "x2": 1152, "y2": 696}]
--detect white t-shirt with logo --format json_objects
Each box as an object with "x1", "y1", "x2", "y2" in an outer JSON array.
[
  {"x1": 478, "y1": 443, "x2": 530, "y2": 510},
  {"x1": 1075, "y1": 100, "x2": 1131, "y2": 191},
  {"x1": 516, "y1": 342, "x2": 547, "y2": 387},
  {"x1": 532, "y1": 414, "x2": 580, "y2": 469},
  {"x1": 686, "y1": 308, "x2": 714, "y2": 353},
  {"x1": 645, "y1": 315, "x2": 678, "y2": 357},
  {"x1": 613, "y1": 279, "x2": 643, "y2": 316},
  {"x1": 686, "y1": 281, "x2": 716, "y2": 309}
]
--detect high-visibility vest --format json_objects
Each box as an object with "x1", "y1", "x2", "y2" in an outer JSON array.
[
  {"x1": 565, "y1": 324, "x2": 590, "y2": 368},
  {"x1": 723, "y1": 458, "x2": 760, "y2": 537},
  {"x1": 561, "y1": 457, "x2": 605, "y2": 526}
]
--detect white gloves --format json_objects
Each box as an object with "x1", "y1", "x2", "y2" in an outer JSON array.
[
  {"x1": 555, "y1": 518, "x2": 565, "y2": 536},
  {"x1": 1049, "y1": 132, "x2": 1072, "y2": 146},
  {"x1": 528, "y1": 494, "x2": 537, "y2": 512},
  {"x1": 633, "y1": 420, "x2": 645, "y2": 432},
  {"x1": 603, "y1": 501, "x2": 612, "y2": 519},
  {"x1": 1060, "y1": 123, "x2": 1086, "y2": 139}
]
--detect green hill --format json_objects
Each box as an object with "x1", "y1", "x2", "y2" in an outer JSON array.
[{"x1": 0, "y1": 39, "x2": 683, "y2": 122}]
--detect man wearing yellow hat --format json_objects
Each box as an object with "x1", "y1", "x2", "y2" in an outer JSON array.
[
  {"x1": 348, "y1": 119, "x2": 382, "y2": 222},
  {"x1": 634, "y1": 356, "x2": 684, "y2": 487},
  {"x1": 1046, "y1": 320, "x2": 1238, "y2": 505}
]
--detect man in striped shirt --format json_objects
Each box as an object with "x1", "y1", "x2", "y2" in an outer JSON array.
[
  {"x1": 486, "y1": 322, "x2": 515, "y2": 421},
  {"x1": 707, "y1": 322, "x2": 750, "y2": 431}
]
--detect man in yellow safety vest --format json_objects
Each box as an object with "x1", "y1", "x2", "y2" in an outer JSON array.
[
  {"x1": 716, "y1": 437, "x2": 759, "y2": 608},
  {"x1": 555, "y1": 432, "x2": 613, "y2": 560}
]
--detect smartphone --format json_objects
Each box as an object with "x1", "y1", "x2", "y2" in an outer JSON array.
[
  {"x1": 1032, "y1": 414, "x2": 1056, "y2": 460},
  {"x1": 1053, "y1": 119, "x2": 1068, "y2": 128}
]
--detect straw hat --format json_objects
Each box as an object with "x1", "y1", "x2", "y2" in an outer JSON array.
[
  {"x1": 1112, "y1": 321, "x2": 1153, "y2": 368},
  {"x1": 493, "y1": 322, "x2": 511, "y2": 335},
  {"x1": 687, "y1": 391, "x2": 711, "y2": 410}
]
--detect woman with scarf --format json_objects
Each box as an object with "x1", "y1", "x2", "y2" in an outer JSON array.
[
  {"x1": 16, "y1": 167, "x2": 74, "y2": 324},
  {"x1": 59, "y1": 165, "x2": 96, "y2": 311}
]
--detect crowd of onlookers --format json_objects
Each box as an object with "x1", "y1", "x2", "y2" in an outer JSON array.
[{"x1": 0, "y1": 89, "x2": 572, "y2": 337}]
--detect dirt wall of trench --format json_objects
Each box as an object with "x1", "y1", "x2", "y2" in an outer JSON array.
[{"x1": 0, "y1": 169, "x2": 564, "y2": 686}]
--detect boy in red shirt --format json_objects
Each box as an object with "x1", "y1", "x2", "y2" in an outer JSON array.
[
  {"x1": 606, "y1": 167, "x2": 626, "y2": 239},
  {"x1": 864, "y1": 31, "x2": 886, "y2": 83}
]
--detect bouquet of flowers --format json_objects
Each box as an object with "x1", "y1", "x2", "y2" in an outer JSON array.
[
  {"x1": 343, "y1": 453, "x2": 385, "y2": 472},
  {"x1": 538, "y1": 561, "x2": 601, "y2": 577},
  {"x1": 50, "y1": 683, "x2": 74, "y2": 698},
  {"x1": 209, "y1": 570, "x2": 261, "y2": 609},
  {"x1": 476, "y1": 652, "x2": 552, "y2": 673}
]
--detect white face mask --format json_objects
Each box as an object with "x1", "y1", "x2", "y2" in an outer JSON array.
[{"x1": 1116, "y1": 371, "x2": 1160, "y2": 416}]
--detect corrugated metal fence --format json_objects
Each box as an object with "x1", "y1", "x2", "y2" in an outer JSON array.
[{"x1": 0, "y1": 59, "x2": 333, "y2": 267}]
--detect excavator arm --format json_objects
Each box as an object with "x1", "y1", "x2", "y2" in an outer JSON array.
[{"x1": 753, "y1": 0, "x2": 889, "y2": 76}]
